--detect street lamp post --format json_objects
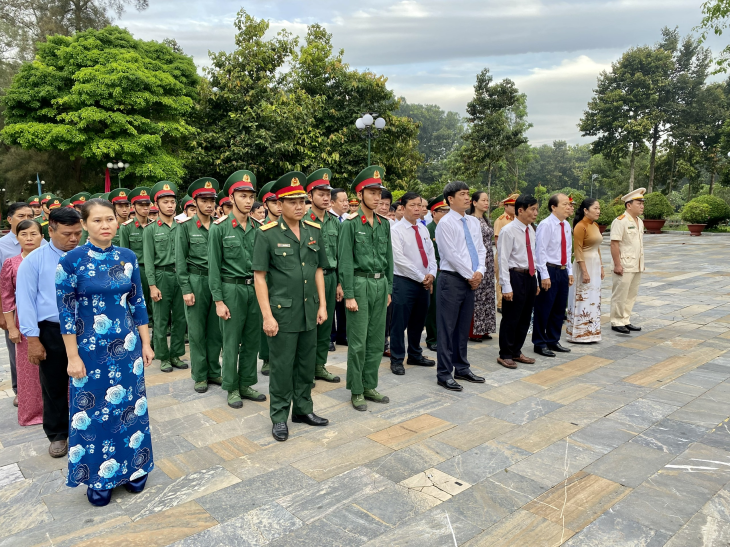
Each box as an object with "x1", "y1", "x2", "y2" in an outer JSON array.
[
  {"x1": 591, "y1": 174, "x2": 599, "y2": 198},
  {"x1": 28, "y1": 173, "x2": 46, "y2": 196},
  {"x1": 106, "y1": 160, "x2": 130, "y2": 189},
  {"x1": 355, "y1": 113, "x2": 387, "y2": 166}
]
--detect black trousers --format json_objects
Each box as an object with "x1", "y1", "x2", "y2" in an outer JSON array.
[
  {"x1": 436, "y1": 271, "x2": 474, "y2": 382},
  {"x1": 38, "y1": 321, "x2": 69, "y2": 442},
  {"x1": 331, "y1": 300, "x2": 347, "y2": 344},
  {"x1": 390, "y1": 275, "x2": 430, "y2": 366},
  {"x1": 532, "y1": 267, "x2": 569, "y2": 348},
  {"x1": 499, "y1": 271, "x2": 537, "y2": 360}
]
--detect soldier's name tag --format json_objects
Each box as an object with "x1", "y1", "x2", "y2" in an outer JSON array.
[
  {"x1": 357, "y1": 231, "x2": 366, "y2": 235},
  {"x1": 277, "y1": 243, "x2": 291, "y2": 248},
  {"x1": 628, "y1": 226, "x2": 635, "y2": 230}
]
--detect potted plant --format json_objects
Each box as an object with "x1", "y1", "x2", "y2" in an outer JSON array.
[
  {"x1": 681, "y1": 202, "x2": 711, "y2": 236},
  {"x1": 596, "y1": 199, "x2": 616, "y2": 234},
  {"x1": 690, "y1": 195, "x2": 730, "y2": 229},
  {"x1": 642, "y1": 192, "x2": 674, "y2": 234}
]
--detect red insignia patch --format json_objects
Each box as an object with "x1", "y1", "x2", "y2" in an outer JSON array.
[
  {"x1": 231, "y1": 218, "x2": 238, "y2": 228},
  {"x1": 135, "y1": 221, "x2": 140, "y2": 228},
  {"x1": 376, "y1": 215, "x2": 381, "y2": 224},
  {"x1": 157, "y1": 220, "x2": 162, "y2": 226},
  {"x1": 196, "y1": 220, "x2": 202, "y2": 228},
  {"x1": 361, "y1": 216, "x2": 367, "y2": 224},
  {"x1": 310, "y1": 213, "x2": 316, "y2": 221}
]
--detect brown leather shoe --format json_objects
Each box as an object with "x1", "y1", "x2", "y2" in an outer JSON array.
[
  {"x1": 13, "y1": 395, "x2": 18, "y2": 407},
  {"x1": 498, "y1": 357, "x2": 517, "y2": 369},
  {"x1": 514, "y1": 354, "x2": 536, "y2": 364},
  {"x1": 49, "y1": 440, "x2": 68, "y2": 458}
]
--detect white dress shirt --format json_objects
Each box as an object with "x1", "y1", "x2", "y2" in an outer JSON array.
[
  {"x1": 329, "y1": 208, "x2": 346, "y2": 222},
  {"x1": 435, "y1": 210, "x2": 487, "y2": 280},
  {"x1": 535, "y1": 213, "x2": 573, "y2": 278},
  {"x1": 498, "y1": 218, "x2": 537, "y2": 294},
  {"x1": 391, "y1": 218, "x2": 437, "y2": 282}
]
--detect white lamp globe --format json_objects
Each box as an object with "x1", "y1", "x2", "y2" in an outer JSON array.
[
  {"x1": 374, "y1": 117, "x2": 386, "y2": 129},
  {"x1": 124, "y1": 163, "x2": 130, "y2": 169},
  {"x1": 107, "y1": 162, "x2": 113, "y2": 168},
  {"x1": 355, "y1": 118, "x2": 365, "y2": 130},
  {"x1": 118, "y1": 161, "x2": 124, "y2": 168},
  {"x1": 41, "y1": 180, "x2": 45, "y2": 185},
  {"x1": 362, "y1": 114, "x2": 374, "y2": 126}
]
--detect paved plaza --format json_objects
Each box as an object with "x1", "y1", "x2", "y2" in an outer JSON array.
[{"x1": 1, "y1": 233, "x2": 730, "y2": 546}]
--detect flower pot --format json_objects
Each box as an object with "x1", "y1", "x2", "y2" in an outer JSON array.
[
  {"x1": 643, "y1": 219, "x2": 666, "y2": 234},
  {"x1": 597, "y1": 224, "x2": 607, "y2": 234},
  {"x1": 687, "y1": 223, "x2": 706, "y2": 237}
]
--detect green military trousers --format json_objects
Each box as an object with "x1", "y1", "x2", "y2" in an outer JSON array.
[
  {"x1": 139, "y1": 265, "x2": 153, "y2": 328},
  {"x1": 315, "y1": 271, "x2": 338, "y2": 367},
  {"x1": 258, "y1": 324, "x2": 269, "y2": 363},
  {"x1": 152, "y1": 270, "x2": 186, "y2": 361},
  {"x1": 219, "y1": 283, "x2": 261, "y2": 392},
  {"x1": 425, "y1": 272, "x2": 438, "y2": 346},
  {"x1": 185, "y1": 273, "x2": 222, "y2": 382},
  {"x1": 345, "y1": 276, "x2": 388, "y2": 394},
  {"x1": 269, "y1": 328, "x2": 316, "y2": 423}
]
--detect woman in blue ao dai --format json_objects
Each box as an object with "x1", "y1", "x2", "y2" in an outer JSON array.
[{"x1": 56, "y1": 199, "x2": 155, "y2": 507}]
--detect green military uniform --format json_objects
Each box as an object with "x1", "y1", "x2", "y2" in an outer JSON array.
[
  {"x1": 176, "y1": 178, "x2": 223, "y2": 393},
  {"x1": 108, "y1": 188, "x2": 131, "y2": 247},
  {"x1": 306, "y1": 169, "x2": 341, "y2": 383},
  {"x1": 37, "y1": 194, "x2": 60, "y2": 240},
  {"x1": 252, "y1": 171, "x2": 329, "y2": 428},
  {"x1": 182, "y1": 195, "x2": 195, "y2": 213},
  {"x1": 143, "y1": 181, "x2": 187, "y2": 372},
  {"x1": 209, "y1": 171, "x2": 265, "y2": 407},
  {"x1": 28, "y1": 196, "x2": 41, "y2": 221},
  {"x1": 119, "y1": 187, "x2": 153, "y2": 326},
  {"x1": 257, "y1": 180, "x2": 279, "y2": 375},
  {"x1": 338, "y1": 166, "x2": 393, "y2": 410},
  {"x1": 61, "y1": 199, "x2": 72, "y2": 208},
  {"x1": 425, "y1": 195, "x2": 447, "y2": 348}
]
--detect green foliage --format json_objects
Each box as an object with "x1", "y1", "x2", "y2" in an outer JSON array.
[
  {"x1": 597, "y1": 199, "x2": 618, "y2": 225},
  {"x1": 524, "y1": 141, "x2": 590, "y2": 194},
  {"x1": 391, "y1": 189, "x2": 405, "y2": 202},
  {"x1": 1, "y1": 26, "x2": 199, "y2": 186},
  {"x1": 490, "y1": 206, "x2": 504, "y2": 221},
  {"x1": 681, "y1": 201, "x2": 711, "y2": 223},
  {"x1": 698, "y1": 0, "x2": 730, "y2": 72},
  {"x1": 643, "y1": 191, "x2": 674, "y2": 219},
  {"x1": 613, "y1": 203, "x2": 626, "y2": 218},
  {"x1": 667, "y1": 190, "x2": 685, "y2": 210},
  {"x1": 689, "y1": 194, "x2": 730, "y2": 227}
]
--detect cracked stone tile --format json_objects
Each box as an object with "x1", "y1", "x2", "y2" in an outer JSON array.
[{"x1": 400, "y1": 467, "x2": 470, "y2": 502}]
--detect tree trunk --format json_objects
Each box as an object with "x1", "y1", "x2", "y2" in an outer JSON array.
[
  {"x1": 515, "y1": 163, "x2": 519, "y2": 193},
  {"x1": 487, "y1": 164, "x2": 492, "y2": 204},
  {"x1": 628, "y1": 142, "x2": 636, "y2": 192},
  {"x1": 648, "y1": 125, "x2": 659, "y2": 194},
  {"x1": 668, "y1": 153, "x2": 675, "y2": 194},
  {"x1": 710, "y1": 171, "x2": 716, "y2": 195}
]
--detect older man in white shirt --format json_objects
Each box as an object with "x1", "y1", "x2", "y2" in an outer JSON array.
[
  {"x1": 532, "y1": 193, "x2": 574, "y2": 357},
  {"x1": 434, "y1": 181, "x2": 487, "y2": 391},
  {"x1": 389, "y1": 193, "x2": 438, "y2": 375}
]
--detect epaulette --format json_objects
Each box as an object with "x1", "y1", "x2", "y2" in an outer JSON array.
[
  {"x1": 346, "y1": 212, "x2": 359, "y2": 220},
  {"x1": 214, "y1": 215, "x2": 228, "y2": 225},
  {"x1": 304, "y1": 219, "x2": 321, "y2": 229},
  {"x1": 122, "y1": 218, "x2": 135, "y2": 226},
  {"x1": 617, "y1": 214, "x2": 625, "y2": 220},
  {"x1": 260, "y1": 222, "x2": 278, "y2": 231},
  {"x1": 177, "y1": 216, "x2": 192, "y2": 223},
  {"x1": 40, "y1": 221, "x2": 48, "y2": 226},
  {"x1": 498, "y1": 214, "x2": 506, "y2": 220}
]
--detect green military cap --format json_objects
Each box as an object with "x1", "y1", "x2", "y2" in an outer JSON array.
[
  {"x1": 129, "y1": 187, "x2": 152, "y2": 204},
  {"x1": 40, "y1": 193, "x2": 55, "y2": 205},
  {"x1": 182, "y1": 195, "x2": 195, "y2": 209},
  {"x1": 151, "y1": 181, "x2": 178, "y2": 202},
  {"x1": 27, "y1": 195, "x2": 40, "y2": 206},
  {"x1": 427, "y1": 194, "x2": 448, "y2": 212},
  {"x1": 306, "y1": 168, "x2": 333, "y2": 193},
  {"x1": 271, "y1": 171, "x2": 307, "y2": 199},
  {"x1": 90, "y1": 193, "x2": 105, "y2": 200},
  {"x1": 216, "y1": 190, "x2": 230, "y2": 207},
  {"x1": 351, "y1": 165, "x2": 386, "y2": 194},
  {"x1": 47, "y1": 196, "x2": 63, "y2": 210},
  {"x1": 188, "y1": 177, "x2": 219, "y2": 198},
  {"x1": 108, "y1": 188, "x2": 131, "y2": 204},
  {"x1": 224, "y1": 170, "x2": 256, "y2": 195},
  {"x1": 70, "y1": 192, "x2": 91, "y2": 206},
  {"x1": 61, "y1": 198, "x2": 72, "y2": 208},
  {"x1": 258, "y1": 181, "x2": 277, "y2": 202}
]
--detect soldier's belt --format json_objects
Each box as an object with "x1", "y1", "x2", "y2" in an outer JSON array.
[
  {"x1": 322, "y1": 269, "x2": 336, "y2": 275},
  {"x1": 188, "y1": 266, "x2": 209, "y2": 276},
  {"x1": 157, "y1": 265, "x2": 176, "y2": 273},
  {"x1": 546, "y1": 263, "x2": 567, "y2": 270},
  {"x1": 222, "y1": 277, "x2": 254, "y2": 285},
  {"x1": 354, "y1": 271, "x2": 385, "y2": 279}
]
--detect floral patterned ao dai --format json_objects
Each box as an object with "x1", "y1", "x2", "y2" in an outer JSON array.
[{"x1": 566, "y1": 218, "x2": 603, "y2": 343}]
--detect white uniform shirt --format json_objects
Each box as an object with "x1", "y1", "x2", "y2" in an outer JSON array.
[
  {"x1": 391, "y1": 218, "x2": 437, "y2": 282},
  {"x1": 435, "y1": 210, "x2": 487, "y2": 280},
  {"x1": 498, "y1": 218, "x2": 537, "y2": 293},
  {"x1": 535, "y1": 213, "x2": 573, "y2": 279}
]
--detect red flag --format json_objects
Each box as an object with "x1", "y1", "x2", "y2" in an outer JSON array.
[{"x1": 104, "y1": 168, "x2": 111, "y2": 193}]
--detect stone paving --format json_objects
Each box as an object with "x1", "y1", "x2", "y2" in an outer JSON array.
[{"x1": 1, "y1": 233, "x2": 730, "y2": 546}]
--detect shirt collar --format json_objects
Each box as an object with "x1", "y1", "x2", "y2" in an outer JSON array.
[
  {"x1": 514, "y1": 218, "x2": 529, "y2": 230},
  {"x1": 48, "y1": 240, "x2": 66, "y2": 257}
]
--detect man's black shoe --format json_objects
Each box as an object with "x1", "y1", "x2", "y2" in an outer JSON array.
[
  {"x1": 497, "y1": 307, "x2": 502, "y2": 314},
  {"x1": 272, "y1": 422, "x2": 289, "y2": 442},
  {"x1": 626, "y1": 324, "x2": 642, "y2": 332},
  {"x1": 292, "y1": 413, "x2": 329, "y2": 426},
  {"x1": 454, "y1": 370, "x2": 485, "y2": 383},
  {"x1": 427, "y1": 344, "x2": 437, "y2": 352},
  {"x1": 391, "y1": 364, "x2": 405, "y2": 375},
  {"x1": 329, "y1": 342, "x2": 336, "y2": 352},
  {"x1": 407, "y1": 356, "x2": 435, "y2": 367},
  {"x1": 612, "y1": 325, "x2": 630, "y2": 334},
  {"x1": 336, "y1": 339, "x2": 348, "y2": 346},
  {"x1": 438, "y1": 379, "x2": 463, "y2": 391},
  {"x1": 547, "y1": 343, "x2": 571, "y2": 353},
  {"x1": 534, "y1": 346, "x2": 556, "y2": 357}
]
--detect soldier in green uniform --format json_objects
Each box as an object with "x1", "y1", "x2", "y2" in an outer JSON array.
[
  {"x1": 424, "y1": 195, "x2": 448, "y2": 352},
  {"x1": 143, "y1": 181, "x2": 188, "y2": 372},
  {"x1": 208, "y1": 170, "x2": 266, "y2": 408},
  {"x1": 39, "y1": 195, "x2": 62, "y2": 240},
  {"x1": 149, "y1": 205, "x2": 159, "y2": 223},
  {"x1": 306, "y1": 168, "x2": 341, "y2": 384},
  {"x1": 338, "y1": 166, "x2": 393, "y2": 411},
  {"x1": 28, "y1": 196, "x2": 42, "y2": 220},
  {"x1": 176, "y1": 178, "x2": 223, "y2": 394},
  {"x1": 108, "y1": 188, "x2": 131, "y2": 246},
  {"x1": 216, "y1": 191, "x2": 232, "y2": 218},
  {"x1": 70, "y1": 192, "x2": 92, "y2": 243},
  {"x1": 119, "y1": 187, "x2": 153, "y2": 328},
  {"x1": 40, "y1": 193, "x2": 55, "y2": 218},
  {"x1": 253, "y1": 171, "x2": 330, "y2": 441},
  {"x1": 181, "y1": 195, "x2": 196, "y2": 218},
  {"x1": 257, "y1": 180, "x2": 282, "y2": 377}
]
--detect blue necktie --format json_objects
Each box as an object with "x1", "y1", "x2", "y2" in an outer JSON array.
[{"x1": 461, "y1": 217, "x2": 479, "y2": 271}]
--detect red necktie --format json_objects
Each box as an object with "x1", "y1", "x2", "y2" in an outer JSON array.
[
  {"x1": 412, "y1": 225, "x2": 428, "y2": 268},
  {"x1": 560, "y1": 221, "x2": 567, "y2": 266},
  {"x1": 526, "y1": 228, "x2": 535, "y2": 276}
]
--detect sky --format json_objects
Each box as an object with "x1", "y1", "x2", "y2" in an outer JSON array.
[{"x1": 119, "y1": 0, "x2": 724, "y2": 145}]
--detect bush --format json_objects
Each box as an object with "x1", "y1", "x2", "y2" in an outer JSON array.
[
  {"x1": 642, "y1": 192, "x2": 674, "y2": 220},
  {"x1": 688, "y1": 195, "x2": 730, "y2": 228},
  {"x1": 613, "y1": 204, "x2": 625, "y2": 219},
  {"x1": 597, "y1": 199, "x2": 617, "y2": 226},
  {"x1": 491, "y1": 206, "x2": 504, "y2": 221},
  {"x1": 667, "y1": 191, "x2": 685, "y2": 210},
  {"x1": 681, "y1": 202, "x2": 711, "y2": 224}
]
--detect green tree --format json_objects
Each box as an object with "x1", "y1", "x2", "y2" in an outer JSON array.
[
  {"x1": 1, "y1": 26, "x2": 199, "y2": 188},
  {"x1": 698, "y1": 0, "x2": 730, "y2": 72}
]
